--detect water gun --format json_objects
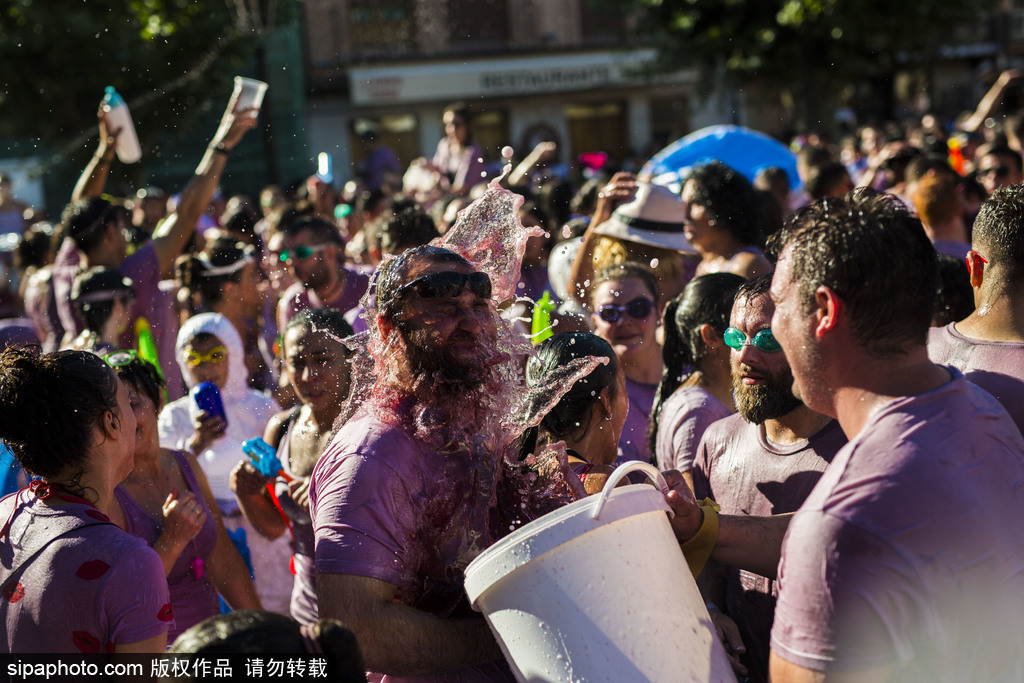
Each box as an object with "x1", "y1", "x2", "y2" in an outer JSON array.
[
  {"x1": 241, "y1": 437, "x2": 294, "y2": 536},
  {"x1": 531, "y1": 290, "x2": 556, "y2": 345},
  {"x1": 135, "y1": 317, "x2": 162, "y2": 379},
  {"x1": 242, "y1": 437, "x2": 293, "y2": 482}
]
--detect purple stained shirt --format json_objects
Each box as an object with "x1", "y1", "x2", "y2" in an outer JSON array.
[
  {"x1": 114, "y1": 450, "x2": 218, "y2": 643},
  {"x1": 932, "y1": 240, "x2": 970, "y2": 260},
  {"x1": 309, "y1": 407, "x2": 513, "y2": 683},
  {"x1": 53, "y1": 238, "x2": 161, "y2": 344},
  {"x1": 771, "y1": 370, "x2": 1024, "y2": 680},
  {"x1": 693, "y1": 415, "x2": 846, "y2": 683},
  {"x1": 0, "y1": 490, "x2": 170, "y2": 653},
  {"x1": 276, "y1": 266, "x2": 371, "y2": 332},
  {"x1": 433, "y1": 139, "x2": 488, "y2": 193},
  {"x1": 615, "y1": 377, "x2": 658, "y2": 465},
  {"x1": 927, "y1": 322, "x2": 1024, "y2": 434},
  {"x1": 654, "y1": 386, "x2": 733, "y2": 472},
  {"x1": 50, "y1": 238, "x2": 180, "y2": 392}
]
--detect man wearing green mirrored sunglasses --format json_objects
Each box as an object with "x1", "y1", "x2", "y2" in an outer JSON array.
[
  {"x1": 277, "y1": 217, "x2": 370, "y2": 331},
  {"x1": 692, "y1": 273, "x2": 846, "y2": 683}
]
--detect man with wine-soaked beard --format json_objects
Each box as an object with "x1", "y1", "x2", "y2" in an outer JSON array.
[
  {"x1": 691, "y1": 273, "x2": 847, "y2": 683},
  {"x1": 310, "y1": 245, "x2": 516, "y2": 682}
]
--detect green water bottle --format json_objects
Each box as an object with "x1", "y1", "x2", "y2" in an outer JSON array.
[
  {"x1": 135, "y1": 317, "x2": 162, "y2": 379},
  {"x1": 531, "y1": 290, "x2": 555, "y2": 345}
]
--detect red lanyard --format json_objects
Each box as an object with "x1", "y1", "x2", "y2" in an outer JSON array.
[{"x1": 1, "y1": 481, "x2": 108, "y2": 540}]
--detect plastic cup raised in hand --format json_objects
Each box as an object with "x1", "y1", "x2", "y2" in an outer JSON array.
[{"x1": 232, "y1": 77, "x2": 268, "y2": 118}]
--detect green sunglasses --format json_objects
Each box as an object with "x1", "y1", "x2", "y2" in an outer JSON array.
[
  {"x1": 723, "y1": 327, "x2": 783, "y2": 353},
  {"x1": 279, "y1": 244, "x2": 331, "y2": 263}
]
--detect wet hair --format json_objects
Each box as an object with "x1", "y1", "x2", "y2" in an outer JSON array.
[
  {"x1": 647, "y1": 273, "x2": 746, "y2": 454},
  {"x1": 590, "y1": 262, "x2": 659, "y2": 308},
  {"x1": 374, "y1": 245, "x2": 473, "y2": 321},
  {"x1": 61, "y1": 197, "x2": 120, "y2": 254},
  {"x1": 110, "y1": 353, "x2": 165, "y2": 409},
  {"x1": 933, "y1": 253, "x2": 974, "y2": 326},
  {"x1": 285, "y1": 307, "x2": 354, "y2": 342},
  {"x1": 376, "y1": 204, "x2": 440, "y2": 257},
  {"x1": 768, "y1": 189, "x2": 936, "y2": 356},
  {"x1": 0, "y1": 348, "x2": 119, "y2": 481},
  {"x1": 178, "y1": 237, "x2": 254, "y2": 306},
  {"x1": 735, "y1": 270, "x2": 774, "y2": 303},
  {"x1": 280, "y1": 216, "x2": 344, "y2": 246},
  {"x1": 972, "y1": 184, "x2": 1024, "y2": 281},
  {"x1": 521, "y1": 333, "x2": 619, "y2": 456},
  {"x1": 684, "y1": 161, "x2": 762, "y2": 247},
  {"x1": 170, "y1": 610, "x2": 365, "y2": 683},
  {"x1": 71, "y1": 266, "x2": 134, "y2": 334}
]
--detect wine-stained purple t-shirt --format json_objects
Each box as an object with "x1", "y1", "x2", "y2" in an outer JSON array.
[
  {"x1": 616, "y1": 377, "x2": 657, "y2": 466},
  {"x1": 928, "y1": 322, "x2": 1024, "y2": 434},
  {"x1": 0, "y1": 490, "x2": 170, "y2": 653},
  {"x1": 114, "y1": 451, "x2": 218, "y2": 642},
  {"x1": 771, "y1": 371, "x2": 1024, "y2": 680},
  {"x1": 309, "y1": 407, "x2": 513, "y2": 683},
  {"x1": 655, "y1": 386, "x2": 733, "y2": 472},
  {"x1": 693, "y1": 415, "x2": 845, "y2": 683}
]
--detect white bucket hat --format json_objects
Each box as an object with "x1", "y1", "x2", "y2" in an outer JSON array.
[{"x1": 593, "y1": 182, "x2": 693, "y2": 252}]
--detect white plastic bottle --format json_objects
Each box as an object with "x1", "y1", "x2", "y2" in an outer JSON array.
[{"x1": 102, "y1": 86, "x2": 141, "y2": 164}]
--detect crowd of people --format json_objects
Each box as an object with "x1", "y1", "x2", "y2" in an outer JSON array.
[{"x1": 0, "y1": 74, "x2": 1023, "y2": 683}]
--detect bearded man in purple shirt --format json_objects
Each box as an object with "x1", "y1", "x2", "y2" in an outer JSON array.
[
  {"x1": 309, "y1": 245, "x2": 514, "y2": 682},
  {"x1": 693, "y1": 273, "x2": 845, "y2": 683}
]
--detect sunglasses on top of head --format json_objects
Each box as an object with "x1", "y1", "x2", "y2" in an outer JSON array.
[
  {"x1": 596, "y1": 297, "x2": 655, "y2": 324},
  {"x1": 723, "y1": 327, "x2": 783, "y2": 353},
  {"x1": 395, "y1": 270, "x2": 492, "y2": 301}
]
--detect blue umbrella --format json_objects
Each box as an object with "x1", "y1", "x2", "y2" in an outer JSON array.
[{"x1": 643, "y1": 125, "x2": 802, "y2": 192}]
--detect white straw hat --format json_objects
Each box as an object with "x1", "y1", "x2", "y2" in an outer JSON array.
[{"x1": 593, "y1": 182, "x2": 693, "y2": 252}]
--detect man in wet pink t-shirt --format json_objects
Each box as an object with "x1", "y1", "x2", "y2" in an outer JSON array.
[
  {"x1": 764, "y1": 192, "x2": 1024, "y2": 682},
  {"x1": 310, "y1": 246, "x2": 513, "y2": 683},
  {"x1": 693, "y1": 273, "x2": 845, "y2": 683},
  {"x1": 927, "y1": 184, "x2": 1024, "y2": 434}
]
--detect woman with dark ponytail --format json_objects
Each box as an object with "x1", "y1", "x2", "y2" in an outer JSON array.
[
  {"x1": 522, "y1": 332, "x2": 628, "y2": 495},
  {"x1": 0, "y1": 348, "x2": 170, "y2": 653},
  {"x1": 649, "y1": 273, "x2": 745, "y2": 488}
]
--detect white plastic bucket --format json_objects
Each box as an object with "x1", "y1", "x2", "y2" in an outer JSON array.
[{"x1": 465, "y1": 461, "x2": 736, "y2": 682}]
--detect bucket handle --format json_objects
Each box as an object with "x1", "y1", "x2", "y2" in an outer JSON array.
[{"x1": 591, "y1": 461, "x2": 671, "y2": 521}]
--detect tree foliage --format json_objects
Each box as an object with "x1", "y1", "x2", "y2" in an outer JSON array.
[
  {"x1": 0, "y1": 0, "x2": 292, "y2": 166},
  {"x1": 594, "y1": 0, "x2": 998, "y2": 123}
]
